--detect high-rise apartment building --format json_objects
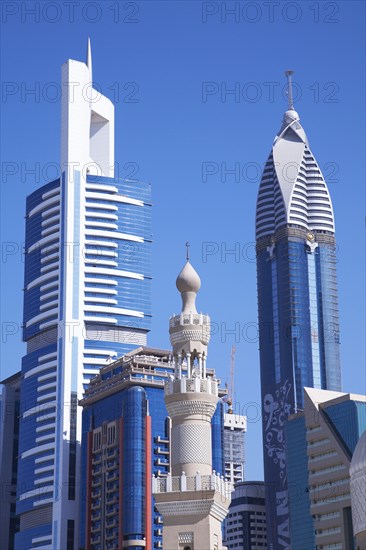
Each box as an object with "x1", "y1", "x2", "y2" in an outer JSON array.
[
  {"x1": 224, "y1": 481, "x2": 267, "y2": 550},
  {"x1": 255, "y1": 71, "x2": 342, "y2": 548},
  {"x1": 79, "y1": 346, "x2": 227, "y2": 550},
  {"x1": 0, "y1": 372, "x2": 21, "y2": 550},
  {"x1": 286, "y1": 387, "x2": 366, "y2": 549},
  {"x1": 16, "y1": 42, "x2": 151, "y2": 550}
]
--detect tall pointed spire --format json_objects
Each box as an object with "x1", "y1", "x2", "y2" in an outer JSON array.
[
  {"x1": 285, "y1": 69, "x2": 294, "y2": 110},
  {"x1": 86, "y1": 37, "x2": 92, "y2": 83}
]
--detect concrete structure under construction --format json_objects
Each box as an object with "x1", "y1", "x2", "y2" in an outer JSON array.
[{"x1": 224, "y1": 413, "x2": 246, "y2": 486}]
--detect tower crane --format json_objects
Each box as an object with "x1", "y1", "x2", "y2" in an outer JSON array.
[{"x1": 226, "y1": 345, "x2": 236, "y2": 414}]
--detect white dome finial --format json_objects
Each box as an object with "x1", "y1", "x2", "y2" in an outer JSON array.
[{"x1": 176, "y1": 246, "x2": 201, "y2": 314}]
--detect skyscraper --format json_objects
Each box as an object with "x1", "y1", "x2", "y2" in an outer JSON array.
[
  {"x1": 16, "y1": 42, "x2": 152, "y2": 550},
  {"x1": 255, "y1": 71, "x2": 342, "y2": 548},
  {"x1": 79, "y1": 277, "x2": 227, "y2": 548}
]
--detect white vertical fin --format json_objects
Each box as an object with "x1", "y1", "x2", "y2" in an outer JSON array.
[{"x1": 86, "y1": 37, "x2": 92, "y2": 84}]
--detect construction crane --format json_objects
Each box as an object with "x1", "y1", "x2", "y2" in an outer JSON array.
[{"x1": 226, "y1": 345, "x2": 236, "y2": 414}]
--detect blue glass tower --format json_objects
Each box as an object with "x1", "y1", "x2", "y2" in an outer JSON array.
[
  {"x1": 255, "y1": 72, "x2": 342, "y2": 549},
  {"x1": 15, "y1": 42, "x2": 152, "y2": 550},
  {"x1": 79, "y1": 347, "x2": 226, "y2": 550}
]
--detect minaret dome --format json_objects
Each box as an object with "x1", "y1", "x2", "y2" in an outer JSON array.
[{"x1": 176, "y1": 260, "x2": 201, "y2": 314}]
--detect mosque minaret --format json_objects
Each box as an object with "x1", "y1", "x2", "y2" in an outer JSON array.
[{"x1": 153, "y1": 251, "x2": 232, "y2": 550}]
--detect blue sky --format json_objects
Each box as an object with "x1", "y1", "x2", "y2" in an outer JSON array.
[{"x1": 1, "y1": 0, "x2": 365, "y2": 481}]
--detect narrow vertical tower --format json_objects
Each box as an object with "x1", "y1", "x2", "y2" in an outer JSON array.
[
  {"x1": 17, "y1": 41, "x2": 152, "y2": 550},
  {"x1": 153, "y1": 254, "x2": 231, "y2": 550},
  {"x1": 256, "y1": 71, "x2": 342, "y2": 549}
]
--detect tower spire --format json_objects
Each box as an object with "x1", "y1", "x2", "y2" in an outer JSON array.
[
  {"x1": 86, "y1": 37, "x2": 92, "y2": 83},
  {"x1": 185, "y1": 241, "x2": 190, "y2": 261},
  {"x1": 285, "y1": 69, "x2": 294, "y2": 110}
]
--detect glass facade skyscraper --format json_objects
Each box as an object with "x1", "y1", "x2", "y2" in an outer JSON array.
[
  {"x1": 255, "y1": 73, "x2": 342, "y2": 549},
  {"x1": 15, "y1": 42, "x2": 152, "y2": 550},
  {"x1": 79, "y1": 347, "x2": 226, "y2": 550}
]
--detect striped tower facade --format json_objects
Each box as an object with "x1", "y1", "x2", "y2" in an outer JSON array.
[
  {"x1": 255, "y1": 72, "x2": 341, "y2": 549},
  {"x1": 16, "y1": 42, "x2": 151, "y2": 550}
]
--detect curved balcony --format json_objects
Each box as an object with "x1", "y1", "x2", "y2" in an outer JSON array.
[
  {"x1": 152, "y1": 470, "x2": 232, "y2": 501},
  {"x1": 169, "y1": 313, "x2": 210, "y2": 329}
]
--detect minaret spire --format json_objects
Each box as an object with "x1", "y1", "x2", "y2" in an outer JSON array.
[
  {"x1": 285, "y1": 69, "x2": 294, "y2": 110},
  {"x1": 86, "y1": 37, "x2": 92, "y2": 83},
  {"x1": 185, "y1": 241, "x2": 190, "y2": 261},
  {"x1": 153, "y1": 260, "x2": 232, "y2": 549}
]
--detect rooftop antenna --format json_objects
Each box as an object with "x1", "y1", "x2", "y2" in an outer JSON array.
[
  {"x1": 185, "y1": 241, "x2": 190, "y2": 261},
  {"x1": 285, "y1": 70, "x2": 294, "y2": 110},
  {"x1": 86, "y1": 37, "x2": 92, "y2": 83}
]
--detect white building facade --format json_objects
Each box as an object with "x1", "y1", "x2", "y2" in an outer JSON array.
[{"x1": 16, "y1": 42, "x2": 152, "y2": 550}]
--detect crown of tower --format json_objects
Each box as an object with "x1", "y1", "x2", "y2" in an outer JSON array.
[{"x1": 255, "y1": 70, "x2": 335, "y2": 240}]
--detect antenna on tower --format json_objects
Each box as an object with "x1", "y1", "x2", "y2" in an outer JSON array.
[{"x1": 285, "y1": 70, "x2": 294, "y2": 110}]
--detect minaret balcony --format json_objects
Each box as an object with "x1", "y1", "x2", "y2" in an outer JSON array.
[
  {"x1": 169, "y1": 312, "x2": 210, "y2": 328},
  {"x1": 169, "y1": 313, "x2": 211, "y2": 349},
  {"x1": 165, "y1": 377, "x2": 218, "y2": 398},
  {"x1": 152, "y1": 471, "x2": 232, "y2": 502}
]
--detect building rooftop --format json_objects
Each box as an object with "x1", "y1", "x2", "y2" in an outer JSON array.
[
  {"x1": 0, "y1": 371, "x2": 21, "y2": 386},
  {"x1": 80, "y1": 346, "x2": 227, "y2": 406}
]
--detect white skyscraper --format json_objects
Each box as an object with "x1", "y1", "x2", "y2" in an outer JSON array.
[{"x1": 16, "y1": 41, "x2": 152, "y2": 549}]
